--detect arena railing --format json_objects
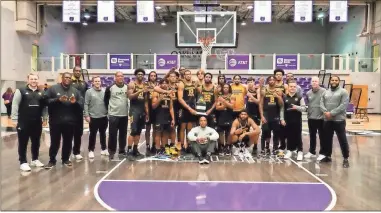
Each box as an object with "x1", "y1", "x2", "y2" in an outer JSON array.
[{"x1": 33, "y1": 53, "x2": 381, "y2": 74}]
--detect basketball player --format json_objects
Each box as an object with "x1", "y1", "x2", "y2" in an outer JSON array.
[
  {"x1": 44, "y1": 72, "x2": 84, "y2": 168},
  {"x1": 214, "y1": 74, "x2": 227, "y2": 138},
  {"x1": 229, "y1": 110, "x2": 261, "y2": 156},
  {"x1": 84, "y1": 76, "x2": 109, "y2": 159},
  {"x1": 304, "y1": 76, "x2": 326, "y2": 159},
  {"x1": 283, "y1": 80, "x2": 306, "y2": 160},
  {"x1": 71, "y1": 66, "x2": 88, "y2": 160},
  {"x1": 178, "y1": 67, "x2": 186, "y2": 79},
  {"x1": 104, "y1": 71, "x2": 129, "y2": 160},
  {"x1": 231, "y1": 75, "x2": 247, "y2": 118},
  {"x1": 11, "y1": 73, "x2": 46, "y2": 171},
  {"x1": 195, "y1": 69, "x2": 205, "y2": 89},
  {"x1": 246, "y1": 77, "x2": 261, "y2": 125},
  {"x1": 178, "y1": 69, "x2": 198, "y2": 153},
  {"x1": 198, "y1": 72, "x2": 216, "y2": 128},
  {"x1": 215, "y1": 74, "x2": 226, "y2": 95},
  {"x1": 215, "y1": 83, "x2": 235, "y2": 155},
  {"x1": 259, "y1": 76, "x2": 284, "y2": 155},
  {"x1": 145, "y1": 71, "x2": 158, "y2": 155},
  {"x1": 127, "y1": 68, "x2": 148, "y2": 157},
  {"x1": 274, "y1": 69, "x2": 288, "y2": 151},
  {"x1": 167, "y1": 71, "x2": 180, "y2": 155},
  {"x1": 246, "y1": 77, "x2": 261, "y2": 153},
  {"x1": 187, "y1": 116, "x2": 219, "y2": 164},
  {"x1": 320, "y1": 76, "x2": 350, "y2": 168},
  {"x1": 152, "y1": 79, "x2": 175, "y2": 154}
]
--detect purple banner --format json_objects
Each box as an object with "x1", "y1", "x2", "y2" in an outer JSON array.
[
  {"x1": 227, "y1": 55, "x2": 250, "y2": 70},
  {"x1": 156, "y1": 54, "x2": 178, "y2": 70},
  {"x1": 109, "y1": 54, "x2": 131, "y2": 69},
  {"x1": 275, "y1": 55, "x2": 298, "y2": 70}
]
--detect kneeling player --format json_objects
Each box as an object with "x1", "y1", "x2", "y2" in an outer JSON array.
[
  {"x1": 230, "y1": 110, "x2": 261, "y2": 156},
  {"x1": 151, "y1": 79, "x2": 175, "y2": 155}
]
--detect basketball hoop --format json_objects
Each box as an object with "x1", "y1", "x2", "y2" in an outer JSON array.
[{"x1": 199, "y1": 37, "x2": 215, "y2": 70}]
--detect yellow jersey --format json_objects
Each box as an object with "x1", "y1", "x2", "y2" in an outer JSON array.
[{"x1": 231, "y1": 84, "x2": 247, "y2": 112}]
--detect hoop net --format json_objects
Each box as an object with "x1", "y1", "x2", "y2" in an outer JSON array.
[{"x1": 199, "y1": 37, "x2": 215, "y2": 70}]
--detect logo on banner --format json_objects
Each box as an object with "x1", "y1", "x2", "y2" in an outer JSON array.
[
  {"x1": 158, "y1": 58, "x2": 166, "y2": 67},
  {"x1": 229, "y1": 59, "x2": 237, "y2": 67},
  {"x1": 276, "y1": 55, "x2": 297, "y2": 69},
  {"x1": 157, "y1": 58, "x2": 176, "y2": 67}
]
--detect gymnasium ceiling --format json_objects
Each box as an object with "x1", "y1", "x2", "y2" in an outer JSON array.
[{"x1": 38, "y1": 0, "x2": 370, "y2": 23}]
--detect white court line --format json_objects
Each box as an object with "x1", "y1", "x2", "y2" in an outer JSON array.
[
  {"x1": 288, "y1": 158, "x2": 337, "y2": 211},
  {"x1": 93, "y1": 138, "x2": 146, "y2": 211},
  {"x1": 101, "y1": 179, "x2": 323, "y2": 185},
  {"x1": 93, "y1": 158, "x2": 126, "y2": 211}
]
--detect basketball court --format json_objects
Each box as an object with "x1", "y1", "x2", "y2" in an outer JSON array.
[{"x1": 1, "y1": 127, "x2": 381, "y2": 211}]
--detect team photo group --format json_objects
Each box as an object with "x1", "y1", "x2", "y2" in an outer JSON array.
[{"x1": 12, "y1": 66, "x2": 350, "y2": 172}]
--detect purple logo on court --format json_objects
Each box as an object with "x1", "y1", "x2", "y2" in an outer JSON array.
[
  {"x1": 156, "y1": 55, "x2": 178, "y2": 69},
  {"x1": 109, "y1": 54, "x2": 131, "y2": 69},
  {"x1": 96, "y1": 180, "x2": 334, "y2": 211},
  {"x1": 227, "y1": 55, "x2": 250, "y2": 70},
  {"x1": 276, "y1": 55, "x2": 298, "y2": 70}
]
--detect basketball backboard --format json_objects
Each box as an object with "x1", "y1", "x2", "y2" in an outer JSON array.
[{"x1": 177, "y1": 11, "x2": 237, "y2": 48}]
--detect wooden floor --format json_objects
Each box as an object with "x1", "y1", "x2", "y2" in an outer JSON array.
[{"x1": 1, "y1": 116, "x2": 381, "y2": 210}]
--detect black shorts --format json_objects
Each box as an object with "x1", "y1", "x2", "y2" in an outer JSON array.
[
  {"x1": 129, "y1": 108, "x2": 146, "y2": 136},
  {"x1": 154, "y1": 123, "x2": 172, "y2": 133},
  {"x1": 180, "y1": 108, "x2": 197, "y2": 123},
  {"x1": 233, "y1": 111, "x2": 242, "y2": 118},
  {"x1": 146, "y1": 109, "x2": 156, "y2": 125},
  {"x1": 248, "y1": 114, "x2": 261, "y2": 126},
  {"x1": 234, "y1": 134, "x2": 250, "y2": 146},
  {"x1": 261, "y1": 120, "x2": 280, "y2": 139},
  {"x1": 217, "y1": 124, "x2": 231, "y2": 133}
]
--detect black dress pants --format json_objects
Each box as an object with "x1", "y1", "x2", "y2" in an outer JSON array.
[
  {"x1": 17, "y1": 121, "x2": 42, "y2": 164},
  {"x1": 307, "y1": 119, "x2": 324, "y2": 155},
  {"x1": 88, "y1": 117, "x2": 108, "y2": 151},
  {"x1": 49, "y1": 123, "x2": 75, "y2": 164},
  {"x1": 322, "y1": 120, "x2": 350, "y2": 158},
  {"x1": 108, "y1": 116, "x2": 128, "y2": 155}
]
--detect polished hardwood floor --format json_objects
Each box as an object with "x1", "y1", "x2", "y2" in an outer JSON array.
[{"x1": 1, "y1": 116, "x2": 381, "y2": 210}]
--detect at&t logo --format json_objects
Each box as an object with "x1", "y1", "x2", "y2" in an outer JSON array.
[{"x1": 229, "y1": 58, "x2": 237, "y2": 67}]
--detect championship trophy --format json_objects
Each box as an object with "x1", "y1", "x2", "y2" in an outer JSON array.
[{"x1": 196, "y1": 94, "x2": 207, "y2": 116}]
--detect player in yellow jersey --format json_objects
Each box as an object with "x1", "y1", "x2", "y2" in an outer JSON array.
[
  {"x1": 274, "y1": 69, "x2": 288, "y2": 152},
  {"x1": 231, "y1": 75, "x2": 247, "y2": 118}
]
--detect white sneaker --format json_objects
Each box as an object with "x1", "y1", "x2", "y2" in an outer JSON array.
[
  {"x1": 284, "y1": 150, "x2": 292, "y2": 159},
  {"x1": 20, "y1": 163, "x2": 31, "y2": 171},
  {"x1": 297, "y1": 151, "x2": 303, "y2": 161},
  {"x1": 243, "y1": 148, "x2": 252, "y2": 158},
  {"x1": 75, "y1": 154, "x2": 83, "y2": 160},
  {"x1": 30, "y1": 160, "x2": 44, "y2": 167},
  {"x1": 317, "y1": 154, "x2": 326, "y2": 161},
  {"x1": 101, "y1": 150, "x2": 110, "y2": 156},
  {"x1": 304, "y1": 152, "x2": 316, "y2": 159},
  {"x1": 88, "y1": 151, "x2": 95, "y2": 159},
  {"x1": 233, "y1": 147, "x2": 240, "y2": 156}
]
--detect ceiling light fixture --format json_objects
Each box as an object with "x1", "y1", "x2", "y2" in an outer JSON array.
[
  {"x1": 82, "y1": 22, "x2": 88, "y2": 26},
  {"x1": 155, "y1": 6, "x2": 161, "y2": 9},
  {"x1": 241, "y1": 21, "x2": 246, "y2": 26},
  {"x1": 247, "y1": 5, "x2": 253, "y2": 9},
  {"x1": 161, "y1": 21, "x2": 166, "y2": 26}
]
